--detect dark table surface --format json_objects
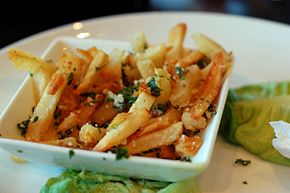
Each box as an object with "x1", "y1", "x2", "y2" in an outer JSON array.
[{"x1": 0, "y1": 0, "x2": 289, "y2": 49}]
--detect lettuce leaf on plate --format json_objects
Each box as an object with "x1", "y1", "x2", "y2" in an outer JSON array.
[
  {"x1": 40, "y1": 170, "x2": 200, "y2": 193},
  {"x1": 219, "y1": 81, "x2": 290, "y2": 166}
]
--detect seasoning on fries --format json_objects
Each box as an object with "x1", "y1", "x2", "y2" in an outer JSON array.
[{"x1": 8, "y1": 23, "x2": 233, "y2": 160}]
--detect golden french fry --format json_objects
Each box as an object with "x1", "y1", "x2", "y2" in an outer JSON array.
[
  {"x1": 166, "y1": 23, "x2": 187, "y2": 60},
  {"x1": 127, "y1": 122, "x2": 183, "y2": 155},
  {"x1": 79, "y1": 124, "x2": 106, "y2": 145},
  {"x1": 136, "y1": 59, "x2": 155, "y2": 79},
  {"x1": 76, "y1": 51, "x2": 109, "y2": 94},
  {"x1": 153, "y1": 68, "x2": 172, "y2": 105},
  {"x1": 93, "y1": 109, "x2": 151, "y2": 152},
  {"x1": 170, "y1": 65, "x2": 202, "y2": 108},
  {"x1": 8, "y1": 48, "x2": 57, "y2": 101},
  {"x1": 175, "y1": 135, "x2": 202, "y2": 157},
  {"x1": 192, "y1": 33, "x2": 233, "y2": 71},
  {"x1": 132, "y1": 31, "x2": 148, "y2": 53}
]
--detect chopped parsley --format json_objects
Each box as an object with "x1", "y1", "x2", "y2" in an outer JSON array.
[
  {"x1": 45, "y1": 59, "x2": 53, "y2": 63},
  {"x1": 183, "y1": 128, "x2": 201, "y2": 137},
  {"x1": 179, "y1": 157, "x2": 191, "y2": 162},
  {"x1": 53, "y1": 121, "x2": 60, "y2": 126},
  {"x1": 112, "y1": 84, "x2": 139, "y2": 111},
  {"x1": 175, "y1": 66, "x2": 189, "y2": 80},
  {"x1": 58, "y1": 129, "x2": 73, "y2": 139},
  {"x1": 197, "y1": 58, "x2": 210, "y2": 69},
  {"x1": 147, "y1": 77, "x2": 160, "y2": 97},
  {"x1": 67, "y1": 72, "x2": 74, "y2": 85},
  {"x1": 17, "y1": 150, "x2": 23, "y2": 153},
  {"x1": 151, "y1": 103, "x2": 168, "y2": 117},
  {"x1": 235, "y1": 158, "x2": 251, "y2": 166},
  {"x1": 32, "y1": 116, "x2": 39, "y2": 123},
  {"x1": 207, "y1": 104, "x2": 217, "y2": 115},
  {"x1": 114, "y1": 147, "x2": 129, "y2": 160},
  {"x1": 29, "y1": 72, "x2": 33, "y2": 77},
  {"x1": 69, "y1": 149, "x2": 75, "y2": 159},
  {"x1": 80, "y1": 92, "x2": 96, "y2": 98},
  {"x1": 53, "y1": 107, "x2": 61, "y2": 119},
  {"x1": 17, "y1": 117, "x2": 30, "y2": 136},
  {"x1": 242, "y1": 181, "x2": 248, "y2": 185}
]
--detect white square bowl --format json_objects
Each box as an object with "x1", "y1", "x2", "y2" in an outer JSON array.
[{"x1": 0, "y1": 37, "x2": 230, "y2": 182}]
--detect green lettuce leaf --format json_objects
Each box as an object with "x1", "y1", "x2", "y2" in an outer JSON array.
[
  {"x1": 40, "y1": 170, "x2": 200, "y2": 193},
  {"x1": 219, "y1": 81, "x2": 290, "y2": 166}
]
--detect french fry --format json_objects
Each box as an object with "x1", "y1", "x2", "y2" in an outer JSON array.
[
  {"x1": 128, "y1": 107, "x2": 181, "y2": 142},
  {"x1": 43, "y1": 137, "x2": 78, "y2": 148},
  {"x1": 175, "y1": 135, "x2": 202, "y2": 157},
  {"x1": 136, "y1": 59, "x2": 155, "y2": 79},
  {"x1": 79, "y1": 124, "x2": 106, "y2": 145},
  {"x1": 129, "y1": 91, "x2": 155, "y2": 113},
  {"x1": 166, "y1": 23, "x2": 187, "y2": 60},
  {"x1": 93, "y1": 91, "x2": 155, "y2": 152},
  {"x1": 126, "y1": 122, "x2": 183, "y2": 155},
  {"x1": 91, "y1": 102, "x2": 118, "y2": 126},
  {"x1": 136, "y1": 44, "x2": 167, "y2": 68},
  {"x1": 76, "y1": 51, "x2": 109, "y2": 94},
  {"x1": 8, "y1": 48, "x2": 57, "y2": 101},
  {"x1": 182, "y1": 52, "x2": 225, "y2": 130},
  {"x1": 170, "y1": 65, "x2": 202, "y2": 108},
  {"x1": 57, "y1": 95, "x2": 105, "y2": 134},
  {"x1": 179, "y1": 50, "x2": 204, "y2": 67},
  {"x1": 154, "y1": 68, "x2": 172, "y2": 105},
  {"x1": 93, "y1": 109, "x2": 151, "y2": 152},
  {"x1": 192, "y1": 33, "x2": 233, "y2": 71},
  {"x1": 26, "y1": 71, "x2": 68, "y2": 140},
  {"x1": 132, "y1": 31, "x2": 148, "y2": 53}
]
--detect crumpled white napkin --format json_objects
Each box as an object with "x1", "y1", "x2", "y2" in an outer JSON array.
[{"x1": 269, "y1": 121, "x2": 290, "y2": 159}]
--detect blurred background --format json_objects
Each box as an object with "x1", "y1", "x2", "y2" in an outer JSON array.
[{"x1": 0, "y1": 0, "x2": 289, "y2": 49}]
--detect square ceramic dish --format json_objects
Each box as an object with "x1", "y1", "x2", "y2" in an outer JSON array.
[{"x1": 0, "y1": 37, "x2": 230, "y2": 182}]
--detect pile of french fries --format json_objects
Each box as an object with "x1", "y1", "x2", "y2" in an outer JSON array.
[{"x1": 8, "y1": 23, "x2": 232, "y2": 160}]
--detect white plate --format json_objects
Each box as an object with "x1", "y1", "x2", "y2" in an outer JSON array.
[{"x1": 0, "y1": 12, "x2": 290, "y2": 193}]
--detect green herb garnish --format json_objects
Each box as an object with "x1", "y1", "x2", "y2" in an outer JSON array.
[
  {"x1": 69, "y1": 149, "x2": 75, "y2": 159},
  {"x1": 17, "y1": 150, "x2": 23, "y2": 153},
  {"x1": 67, "y1": 72, "x2": 74, "y2": 85},
  {"x1": 45, "y1": 59, "x2": 53, "y2": 63},
  {"x1": 151, "y1": 103, "x2": 168, "y2": 117},
  {"x1": 58, "y1": 129, "x2": 73, "y2": 139},
  {"x1": 235, "y1": 158, "x2": 251, "y2": 166},
  {"x1": 54, "y1": 107, "x2": 61, "y2": 119},
  {"x1": 115, "y1": 147, "x2": 129, "y2": 160},
  {"x1": 17, "y1": 118, "x2": 30, "y2": 136},
  {"x1": 32, "y1": 116, "x2": 39, "y2": 123},
  {"x1": 179, "y1": 157, "x2": 191, "y2": 162},
  {"x1": 114, "y1": 84, "x2": 139, "y2": 111},
  {"x1": 147, "y1": 77, "x2": 160, "y2": 97},
  {"x1": 197, "y1": 59, "x2": 209, "y2": 69},
  {"x1": 175, "y1": 66, "x2": 188, "y2": 80},
  {"x1": 80, "y1": 92, "x2": 96, "y2": 98},
  {"x1": 207, "y1": 103, "x2": 217, "y2": 115}
]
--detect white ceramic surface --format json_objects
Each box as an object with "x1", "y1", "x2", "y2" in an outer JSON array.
[
  {"x1": 0, "y1": 12, "x2": 290, "y2": 193},
  {"x1": 0, "y1": 36, "x2": 229, "y2": 182}
]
